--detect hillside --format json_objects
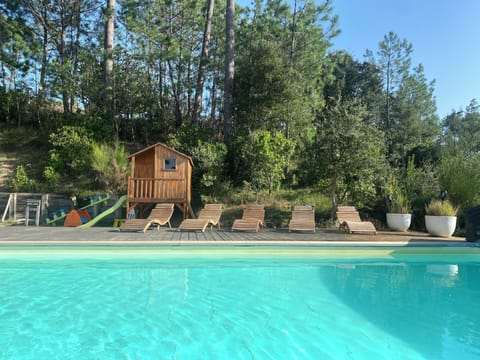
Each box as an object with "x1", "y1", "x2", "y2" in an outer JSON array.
[{"x1": 0, "y1": 129, "x2": 49, "y2": 191}]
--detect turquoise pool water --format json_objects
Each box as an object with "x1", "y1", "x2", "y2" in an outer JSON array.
[{"x1": 0, "y1": 246, "x2": 479, "y2": 359}]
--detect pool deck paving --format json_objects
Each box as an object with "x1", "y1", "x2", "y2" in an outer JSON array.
[{"x1": 0, "y1": 224, "x2": 475, "y2": 247}]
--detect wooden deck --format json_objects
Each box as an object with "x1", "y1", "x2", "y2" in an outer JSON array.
[{"x1": 0, "y1": 225, "x2": 471, "y2": 246}]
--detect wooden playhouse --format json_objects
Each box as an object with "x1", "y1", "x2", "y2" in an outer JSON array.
[{"x1": 126, "y1": 143, "x2": 193, "y2": 219}]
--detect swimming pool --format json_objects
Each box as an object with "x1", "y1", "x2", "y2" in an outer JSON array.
[{"x1": 0, "y1": 246, "x2": 479, "y2": 359}]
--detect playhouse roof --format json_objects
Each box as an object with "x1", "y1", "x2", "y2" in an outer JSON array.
[{"x1": 128, "y1": 142, "x2": 193, "y2": 166}]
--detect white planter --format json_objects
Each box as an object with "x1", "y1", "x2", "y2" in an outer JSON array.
[
  {"x1": 425, "y1": 215, "x2": 457, "y2": 237},
  {"x1": 386, "y1": 213, "x2": 411, "y2": 232}
]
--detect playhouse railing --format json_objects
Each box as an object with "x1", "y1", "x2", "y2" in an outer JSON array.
[{"x1": 127, "y1": 177, "x2": 187, "y2": 202}]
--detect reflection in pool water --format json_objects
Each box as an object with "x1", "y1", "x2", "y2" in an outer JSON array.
[
  {"x1": 426, "y1": 264, "x2": 459, "y2": 276},
  {"x1": 321, "y1": 259, "x2": 479, "y2": 359}
]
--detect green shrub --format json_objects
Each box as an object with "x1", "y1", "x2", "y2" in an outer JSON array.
[
  {"x1": 404, "y1": 156, "x2": 439, "y2": 208},
  {"x1": 439, "y1": 154, "x2": 480, "y2": 210},
  {"x1": 8, "y1": 165, "x2": 37, "y2": 192},
  {"x1": 42, "y1": 166, "x2": 61, "y2": 192},
  {"x1": 425, "y1": 200, "x2": 458, "y2": 216},
  {"x1": 91, "y1": 141, "x2": 129, "y2": 195},
  {"x1": 189, "y1": 140, "x2": 228, "y2": 203},
  {"x1": 48, "y1": 125, "x2": 94, "y2": 176},
  {"x1": 234, "y1": 131, "x2": 296, "y2": 194}
]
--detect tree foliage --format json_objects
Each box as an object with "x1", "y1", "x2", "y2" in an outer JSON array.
[
  {"x1": 441, "y1": 100, "x2": 480, "y2": 155},
  {"x1": 2, "y1": 1, "x2": 480, "y2": 223},
  {"x1": 234, "y1": 130, "x2": 296, "y2": 194},
  {"x1": 189, "y1": 140, "x2": 228, "y2": 203},
  {"x1": 367, "y1": 32, "x2": 440, "y2": 167},
  {"x1": 309, "y1": 95, "x2": 386, "y2": 209},
  {"x1": 47, "y1": 125, "x2": 94, "y2": 178}
]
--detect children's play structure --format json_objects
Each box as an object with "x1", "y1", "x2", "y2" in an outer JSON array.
[
  {"x1": 1, "y1": 143, "x2": 193, "y2": 227},
  {"x1": 126, "y1": 143, "x2": 194, "y2": 219},
  {"x1": 0, "y1": 192, "x2": 126, "y2": 227},
  {"x1": 46, "y1": 193, "x2": 113, "y2": 226}
]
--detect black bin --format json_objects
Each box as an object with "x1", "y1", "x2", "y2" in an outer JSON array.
[{"x1": 465, "y1": 205, "x2": 480, "y2": 242}]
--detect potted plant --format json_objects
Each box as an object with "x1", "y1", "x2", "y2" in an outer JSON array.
[
  {"x1": 385, "y1": 176, "x2": 412, "y2": 231},
  {"x1": 386, "y1": 192, "x2": 412, "y2": 231},
  {"x1": 425, "y1": 200, "x2": 458, "y2": 237}
]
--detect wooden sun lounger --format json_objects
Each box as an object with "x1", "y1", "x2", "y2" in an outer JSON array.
[
  {"x1": 232, "y1": 204, "x2": 265, "y2": 232},
  {"x1": 288, "y1": 205, "x2": 315, "y2": 232},
  {"x1": 336, "y1": 207, "x2": 377, "y2": 235},
  {"x1": 179, "y1": 204, "x2": 223, "y2": 232},
  {"x1": 119, "y1": 203, "x2": 174, "y2": 233}
]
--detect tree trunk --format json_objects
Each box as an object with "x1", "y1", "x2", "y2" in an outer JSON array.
[
  {"x1": 104, "y1": 0, "x2": 116, "y2": 128},
  {"x1": 186, "y1": 48, "x2": 192, "y2": 120},
  {"x1": 223, "y1": 0, "x2": 235, "y2": 143},
  {"x1": 70, "y1": 0, "x2": 82, "y2": 113},
  {"x1": 59, "y1": 1, "x2": 69, "y2": 113},
  {"x1": 39, "y1": 3, "x2": 48, "y2": 100},
  {"x1": 289, "y1": 0, "x2": 297, "y2": 63},
  {"x1": 330, "y1": 161, "x2": 338, "y2": 221},
  {"x1": 168, "y1": 60, "x2": 183, "y2": 128},
  {"x1": 210, "y1": 68, "x2": 219, "y2": 128},
  {"x1": 192, "y1": 0, "x2": 215, "y2": 124}
]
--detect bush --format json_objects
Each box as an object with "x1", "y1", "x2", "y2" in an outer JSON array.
[
  {"x1": 189, "y1": 140, "x2": 228, "y2": 203},
  {"x1": 91, "y1": 141, "x2": 129, "y2": 195},
  {"x1": 48, "y1": 125, "x2": 94, "y2": 176},
  {"x1": 404, "y1": 156, "x2": 439, "y2": 208},
  {"x1": 8, "y1": 165, "x2": 37, "y2": 192},
  {"x1": 439, "y1": 154, "x2": 480, "y2": 211},
  {"x1": 42, "y1": 166, "x2": 61, "y2": 192},
  {"x1": 233, "y1": 131, "x2": 296, "y2": 194}
]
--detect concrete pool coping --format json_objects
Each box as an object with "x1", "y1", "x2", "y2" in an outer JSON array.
[{"x1": 0, "y1": 225, "x2": 476, "y2": 247}]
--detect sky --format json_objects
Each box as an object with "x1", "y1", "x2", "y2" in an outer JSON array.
[{"x1": 330, "y1": 0, "x2": 480, "y2": 119}]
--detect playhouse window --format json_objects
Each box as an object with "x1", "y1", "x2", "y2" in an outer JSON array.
[{"x1": 164, "y1": 158, "x2": 176, "y2": 170}]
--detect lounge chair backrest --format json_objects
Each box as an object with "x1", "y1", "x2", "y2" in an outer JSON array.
[
  {"x1": 336, "y1": 211, "x2": 362, "y2": 223},
  {"x1": 293, "y1": 205, "x2": 314, "y2": 211},
  {"x1": 203, "y1": 204, "x2": 223, "y2": 211},
  {"x1": 246, "y1": 204, "x2": 264, "y2": 210},
  {"x1": 149, "y1": 203, "x2": 174, "y2": 220},
  {"x1": 337, "y1": 206, "x2": 357, "y2": 212},
  {"x1": 198, "y1": 204, "x2": 223, "y2": 224},
  {"x1": 243, "y1": 204, "x2": 265, "y2": 223},
  {"x1": 292, "y1": 208, "x2": 314, "y2": 220},
  {"x1": 119, "y1": 203, "x2": 174, "y2": 232}
]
